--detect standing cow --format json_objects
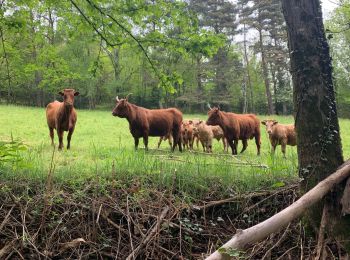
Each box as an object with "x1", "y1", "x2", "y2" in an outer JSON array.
[
  {"x1": 46, "y1": 89, "x2": 79, "y2": 150},
  {"x1": 206, "y1": 106, "x2": 261, "y2": 155},
  {"x1": 112, "y1": 95, "x2": 183, "y2": 152}
]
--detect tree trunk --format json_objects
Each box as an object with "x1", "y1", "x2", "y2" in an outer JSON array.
[
  {"x1": 282, "y1": 0, "x2": 350, "y2": 252},
  {"x1": 258, "y1": 28, "x2": 275, "y2": 115},
  {"x1": 243, "y1": 23, "x2": 254, "y2": 113},
  {"x1": 196, "y1": 55, "x2": 205, "y2": 112},
  {"x1": 0, "y1": 27, "x2": 11, "y2": 104}
]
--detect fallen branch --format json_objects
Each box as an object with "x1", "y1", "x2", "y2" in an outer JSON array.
[
  {"x1": 206, "y1": 160, "x2": 350, "y2": 260},
  {"x1": 192, "y1": 184, "x2": 298, "y2": 211},
  {"x1": 126, "y1": 206, "x2": 169, "y2": 260}
]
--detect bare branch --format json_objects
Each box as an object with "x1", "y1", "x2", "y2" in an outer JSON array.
[{"x1": 206, "y1": 160, "x2": 350, "y2": 260}]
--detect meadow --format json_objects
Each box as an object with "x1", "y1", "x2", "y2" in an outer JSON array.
[{"x1": 1, "y1": 104, "x2": 350, "y2": 198}]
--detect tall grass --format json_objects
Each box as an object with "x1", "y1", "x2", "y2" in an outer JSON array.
[{"x1": 2, "y1": 105, "x2": 347, "y2": 198}]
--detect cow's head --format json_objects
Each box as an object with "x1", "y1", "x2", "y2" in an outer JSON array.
[
  {"x1": 112, "y1": 94, "x2": 132, "y2": 118},
  {"x1": 261, "y1": 119, "x2": 278, "y2": 135},
  {"x1": 206, "y1": 107, "x2": 221, "y2": 126},
  {"x1": 182, "y1": 121, "x2": 193, "y2": 133},
  {"x1": 58, "y1": 89, "x2": 79, "y2": 108}
]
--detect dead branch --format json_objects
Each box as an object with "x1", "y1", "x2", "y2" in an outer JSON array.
[
  {"x1": 0, "y1": 204, "x2": 14, "y2": 231},
  {"x1": 206, "y1": 160, "x2": 350, "y2": 260},
  {"x1": 192, "y1": 184, "x2": 297, "y2": 211},
  {"x1": 126, "y1": 206, "x2": 169, "y2": 260},
  {"x1": 0, "y1": 239, "x2": 17, "y2": 258}
]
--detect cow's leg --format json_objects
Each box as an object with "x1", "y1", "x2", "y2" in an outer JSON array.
[
  {"x1": 172, "y1": 127, "x2": 182, "y2": 152},
  {"x1": 281, "y1": 141, "x2": 287, "y2": 158},
  {"x1": 168, "y1": 135, "x2": 173, "y2": 149},
  {"x1": 223, "y1": 138, "x2": 228, "y2": 153},
  {"x1": 157, "y1": 137, "x2": 163, "y2": 149},
  {"x1": 57, "y1": 130, "x2": 64, "y2": 150},
  {"x1": 134, "y1": 137, "x2": 139, "y2": 150},
  {"x1": 271, "y1": 143, "x2": 277, "y2": 155},
  {"x1": 143, "y1": 134, "x2": 149, "y2": 151},
  {"x1": 255, "y1": 133, "x2": 261, "y2": 156},
  {"x1": 189, "y1": 138, "x2": 194, "y2": 150},
  {"x1": 201, "y1": 140, "x2": 205, "y2": 152},
  {"x1": 240, "y1": 139, "x2": 248, "y2": 154},
  {"x1": 233, "y1": 139, "x2": 238, "y2": 155},
  {"x1": 228, "y1": 139, "x2": 235, "y2": 155},
  {"x1": 67, "y1": 128, "x2": 74, "y2": 149},
  {"x1": 49, "y1": 127, "x2": 54, "y2": 146}
]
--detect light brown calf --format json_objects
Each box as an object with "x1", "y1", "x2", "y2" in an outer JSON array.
[
  {"x1": 261, "y1": 119, "x2": 296, "y2": 157},
  {"x1": 193, "y1": 120, "x2": 213, "y2": 153},
  {"x1": 209, "y1": 125, "x2": 228, "y2": 152}
]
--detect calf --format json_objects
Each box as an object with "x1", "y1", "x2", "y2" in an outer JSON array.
[
  {"x1": 261, "y1": 119, "x2": 296, "y2": 157},
  {"x1": 209, "y1": 125, "x2": 228, "y2": 152},
  {"x1": 157, "y1": 134, "x2": 173, "y2": 149},
  {"x1": 182, "y1": 120, "x2": 195, "y2": 150},
  {"x1": 112, "y1": 95, "x2": 182, "y2": 152},
  {"x1": 206, "y1": 107, "x2": 261, "y2": 155},
  {"x1": 46, "y1": 89, "x2": 79, "y2": 150},
  {"x1": 193, "y1": 120, "x2": 213, "y2": 153}
]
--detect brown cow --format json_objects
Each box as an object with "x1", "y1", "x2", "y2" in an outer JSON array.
[
  {"x1": 261, "y1": 119, "x2": 296, "y2": 157},
  {"x1": 112, "y1": 96, "x2": 183, "y2": 152},
  {"x1": 46, "y1": 89, "x2": 79, "y2": 150},
  {"x1": 206, "y1": 107, "x2": 261, "y2": 155}
]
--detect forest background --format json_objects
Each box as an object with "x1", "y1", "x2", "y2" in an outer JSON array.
[{"x1": 0, "y1": 0, "x2": 349, "y2": 117}]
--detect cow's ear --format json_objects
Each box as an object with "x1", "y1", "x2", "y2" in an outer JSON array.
[
  {"x1": 74, "y1": 91, "x2": 80, "y2": 96},
  {"x1": 199, "y1": 120, "x2": 203, "y2": 124},
  {"x1": 189, "y1": 120, "x2": 193, "y2": 124},
  {"x1": 58, "y1": 91, "x2": 64, "y2": 96},
  {"x1": 273, "y1": 121, "x2": 278, "y2": 125},
  {"x1": 261, "y1": 120, "x2": 266, "y2": 125}
]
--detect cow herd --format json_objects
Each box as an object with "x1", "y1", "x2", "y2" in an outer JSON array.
[{"x1": 45, "y1": 89, "x2": 297, "y2": 157}]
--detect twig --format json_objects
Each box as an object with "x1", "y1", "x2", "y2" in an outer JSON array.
[
  {"x1": 0, "y1": 204, "x2": 14, "y2": 231},
  {"x1": 126, "y1": 206, "x2": 169, "y2": 260},
  {"x1": 126, "y1": 195, "x2": 135, "y2": 260},
  {"x1": 315, "y1": 203, "x2": 329, "y2": 260},
  {"x1": 0, "y1": 239, "x2": 17, "y2": 258},
  {"x1": 261, "y1": 223, "x2": 291, "y2": 260},
  {"x1": 275, "y1": 245, "x2": 298, "y2": 260},
  {"x1": 193, "y1": 185, "x2": 298, "y2": 211}
]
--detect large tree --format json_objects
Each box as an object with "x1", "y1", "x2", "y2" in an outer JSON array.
[
  {"x1": 207, "y1": 0, "x2": 350, "y2": 259},
  {"x1": 282, "y1": 0, "x2": 350, "y2": 252}
]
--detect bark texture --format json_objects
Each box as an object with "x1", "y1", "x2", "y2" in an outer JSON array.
[{"x1": 281, "y1": 0, "x2": 350, "y2": 251}]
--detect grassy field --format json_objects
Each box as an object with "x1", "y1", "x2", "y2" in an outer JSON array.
[{"x1": 1, "y1": 104, "x2": 350, "y2": 198}]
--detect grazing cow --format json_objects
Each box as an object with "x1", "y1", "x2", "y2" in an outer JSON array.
[
  {"x1": 209, "y1": 125, "x2": 228, "y2": 152},
  {"x1": 193, "y1": 120, "x2": 213, "y2": 153},
  {"x1": 112, "y1": 95, "x2": 183, "y2": 152},
  {"x1": 157, "y1": 134, "x2": 173, "y2": 149},
  {"x1": 46, "y1": 89, "x2": 79, "y2": 150},
  {"x1": 261, "y1": 119, "x2": 296, "y2": 157},
  {"x1": 206, "y1": 107, "x2": 261, "y2": 155},
  {"x1": 182, "y1": 120, "x2": 195, "y2": 150}
]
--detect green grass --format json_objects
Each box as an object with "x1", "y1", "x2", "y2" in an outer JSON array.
[{"x1": 1, "y1": 105, "x2": 349, "y2": 199}]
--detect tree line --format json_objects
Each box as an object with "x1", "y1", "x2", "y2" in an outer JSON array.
[{"x1": 0, "y1": 0, "x2": 348, "y2": 116}]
